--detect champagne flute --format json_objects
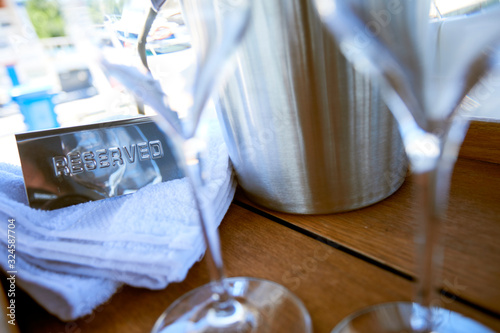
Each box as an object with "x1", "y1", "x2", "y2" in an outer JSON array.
[
  {"x1": 63, "y1": 0, "x2": 312, "y2": 332},
  {"x1": 311, "y1": 0, "x2": 500, "y2": 331}
]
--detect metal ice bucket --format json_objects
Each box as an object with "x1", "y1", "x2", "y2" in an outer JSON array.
[{"x1": 203, "y1": 0, "x2": 407, "y2": 214}]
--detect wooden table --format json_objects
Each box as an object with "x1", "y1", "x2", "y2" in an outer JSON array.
[{"x1": 7, "y1": 121, "x2": 500, "y2": 333}]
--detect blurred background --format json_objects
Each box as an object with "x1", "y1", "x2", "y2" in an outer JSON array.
[
  {"x1": 0, "y1": 0, "x2": 498, "y2": 165},
  {"x1": 0, "y1": 0, "x2": 190, "y2": 164}
]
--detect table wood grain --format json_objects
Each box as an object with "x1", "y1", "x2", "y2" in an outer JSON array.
[
  {"x1": 236, "y1": 157, "x2": 500, "y2": 317},
  {"x1": 460, "y1": 120, "x2": 500, "y2": 164},
  {"x1": 4, "y1": 120, "x2": 500, "y2": 332},
  {"x1": 12, "y1": 205, "x2": 500, "y2": 333}
]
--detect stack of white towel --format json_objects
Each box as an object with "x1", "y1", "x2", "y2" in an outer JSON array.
[{"x1": 0, "y1": 121, "x2": 236, "y2": 321}]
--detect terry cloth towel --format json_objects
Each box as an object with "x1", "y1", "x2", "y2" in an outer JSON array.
[{"x1": 0, "y1": 120, "x2": 236, "y2": 321}]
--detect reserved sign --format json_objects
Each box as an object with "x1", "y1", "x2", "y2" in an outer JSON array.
[{"x1": 16, "y1": 116, "x2": 182, "y2": 210}]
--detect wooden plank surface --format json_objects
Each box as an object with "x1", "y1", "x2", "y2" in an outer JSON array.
[
  {"x1": 11, "y1": 205, "x2": 500, "y2": 333},
  {"x1": 5, "y1": 120, "x2": 499, "y2": 332},
  {"x1": 460, "y1": 120, "x2": 500, "y2": 164},
  {"x1": 236, "y1": 157, "x2": 500, "y2": 317}
]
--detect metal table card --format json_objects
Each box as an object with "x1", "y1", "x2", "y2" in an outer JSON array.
[{"x1": 16, "y1": 116, "x2": 183, "y2": 210}]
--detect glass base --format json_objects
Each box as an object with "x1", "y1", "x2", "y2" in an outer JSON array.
[
  {"x1": 332, "y1": 302, "x2": 495, "y2": 333},
  {"x1": 151, "y1": 277, "x2": 312, "y2": 333}
]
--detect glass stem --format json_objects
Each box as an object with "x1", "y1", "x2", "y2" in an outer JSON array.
[
  {"x1": 182, "y1": 144, "x2": 234, "y2": 314},
  {"x1": 413, "y1": 165, "x2": 442, "y2": 309},
  {"x1": 190, "y1": 178, "x2": 232, "y2": 306},
  {"x1": 409, "y1": 117, "x2": 470, "y2": 329}
]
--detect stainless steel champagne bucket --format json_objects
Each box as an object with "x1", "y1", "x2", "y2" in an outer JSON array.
[{"x1": 213, "y1": 0, "x2": 407, "y2": 214}]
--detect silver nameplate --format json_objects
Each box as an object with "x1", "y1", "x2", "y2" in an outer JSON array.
[{"x1": 16, "y1": 116, "x2": 183, "y2": 210}]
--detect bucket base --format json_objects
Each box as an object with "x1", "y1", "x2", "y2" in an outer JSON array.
[{"x1": 238, "y1": 172, "x2": 406, "y2": 215}]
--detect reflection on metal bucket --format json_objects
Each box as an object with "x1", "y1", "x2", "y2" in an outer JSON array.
[{"x1": 214, "y1": 0, "x2": 407, "y2": 214}]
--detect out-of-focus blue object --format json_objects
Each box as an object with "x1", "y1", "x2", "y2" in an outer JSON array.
[
  {"x1": 10, "y1": 84, "x2": 59, "y2": 131},
  {"x1": 6, "y1": 65, "x2": 20, "y2": 87}
]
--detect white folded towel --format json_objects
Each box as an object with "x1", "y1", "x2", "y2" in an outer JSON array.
[{"x1": 0, "y1": 119, "x2": 236, "y2": 321}]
